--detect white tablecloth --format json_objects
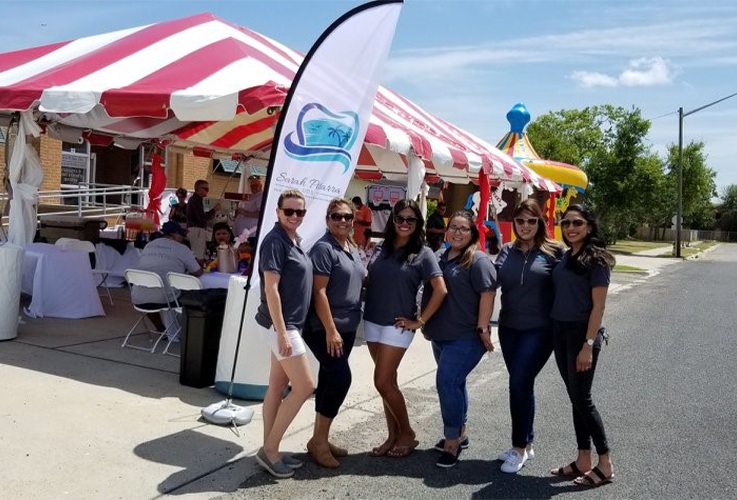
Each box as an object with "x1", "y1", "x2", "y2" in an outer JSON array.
[
  {"x1": 200, "y1": 272, "x2": 240, "y2": 289},
  {"x1": 22, "y1": 243, "x2": 105, "y2": 319},
  {"x1": 94, "y1": 241, "x2": 142, "y2": 287}
]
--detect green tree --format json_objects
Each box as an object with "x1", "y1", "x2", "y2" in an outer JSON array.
[
  {"x1": 718, "y1": 184, "x2": 737, "y2": 231},
  {"x1": 664, "y1": 141, "x2": 717, "y2": 229},
  {"x1": 528, "y1": 105, "x2": 670, "y2": 241}
]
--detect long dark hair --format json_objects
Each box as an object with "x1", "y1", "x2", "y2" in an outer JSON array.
[
  {"x1": 561, "y1": 204, "x2": 616, "y2": 273},
  {"x1": 382, "y1": 199, "x2": 425, "y2": 260},
  {"x1": 512, "y1": 199, "x2": 560, "y2": 257},
  {"x1": 446, "y1": 210, "x2": 480, "y2": 268},
  {"x1": 210, "y1": 221, "x2": 235, "y2": 244}
]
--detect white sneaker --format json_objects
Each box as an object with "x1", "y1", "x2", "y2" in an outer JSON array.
[
  {"x1": 500, "y1": 449, "x2": 528, "y2": 473},
  {"x1": 497, "y1": 447, "x2": 535, "y2": 462}
]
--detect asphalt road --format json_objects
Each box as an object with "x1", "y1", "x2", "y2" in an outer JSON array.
[{"x1": 215, "y1": 244, "x2": 737, "y2": 500}]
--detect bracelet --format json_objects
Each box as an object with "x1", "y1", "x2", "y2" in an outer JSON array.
[{"x1": 417, "y1": 316, "x2": 426, "y2": 327}]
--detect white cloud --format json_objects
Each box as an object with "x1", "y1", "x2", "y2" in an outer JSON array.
[
  {"x1": 571, "y1": 57, "x2": 677, "y2": 88},
  {"x1": 570, "y1": 71, "x2": 619, "y2": 88},
  {"x1": 619, "y1": 57, "x2": 676, "y2": 86}
]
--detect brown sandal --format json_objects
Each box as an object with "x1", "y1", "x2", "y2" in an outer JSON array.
[
  {"x1": 329, "y1": 442, "x2": 348, "y2": 457},
  {"x1": 307, "y1": 438, "x2": 340, "y2": 469},
  {"x1": 550, "y1": 461, "x2": 584, "y2": 477},
  {"x1": 573, "y1": 466, "x2": 614, "y2": 487},
  {"x1": 386, "y1": 440, "x2": 419, "y2": 458}
]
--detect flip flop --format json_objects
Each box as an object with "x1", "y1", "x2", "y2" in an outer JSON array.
[
  {"x1": 386, "y1": 439, "x2": 419, "y2": 458},
  {"x1": 550, "y1": 461, "x2": 584, "y2": 477},
  {"x1": 573, "y1": 466, "x2": 614, "y2": 487},
  {"x1": 369, "y1": 440, "x2": 395, "y2": 457}
]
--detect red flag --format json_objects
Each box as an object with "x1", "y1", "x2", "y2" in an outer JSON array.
[
  {"x1": 476, "y1": 170, "x2": 490, "y2": 250},
  {"x1": 145, "y1": 152, "x2": 166, "y2": 226}
]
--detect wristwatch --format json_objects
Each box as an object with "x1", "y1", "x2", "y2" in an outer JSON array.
[{"x1": 585, "y1": 338, "x2": 595, "y2": 346}]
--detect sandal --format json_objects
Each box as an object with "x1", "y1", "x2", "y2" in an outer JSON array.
[
  {"x1": 369, "y1": 439, "x2": 396, "y2": 457},
  {"x1": 386, "y1": 440, "x2": 419, "y2": 458},
  {"x1": 550, "y1": 461, "x2": 585, "y2": 477},
  {"x1": 573, "y1": 466, "x2": 614, "y2": 487}
]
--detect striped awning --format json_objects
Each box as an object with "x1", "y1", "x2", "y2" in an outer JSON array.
[{"x1": 0, "y1": 13, "x2": 559, "y2": 191}]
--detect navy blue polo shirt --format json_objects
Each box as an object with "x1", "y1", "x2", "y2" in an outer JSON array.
[
  {"x1": 423, "y1": 250, "x2": 496, "y2": 341},
  {"x1": 364, "y1": 245, "x2": 442, "y2": 326},
  {"x1": 495, "y1": 242, "x2": 561, "y2": 330},
  {"x1": 307, "y1": 231, "x2": 366, "y2": 332},
  {"x1": 551, "y1": 250, "x2": 610, "y2": 322},
  {"x1": 255, "y1": 223, "x2": 313, "y2": 331}
]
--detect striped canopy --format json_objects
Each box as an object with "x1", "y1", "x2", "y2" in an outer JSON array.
[{"x1": 0, "y1": 13, "x2": 559, "y2": 191}]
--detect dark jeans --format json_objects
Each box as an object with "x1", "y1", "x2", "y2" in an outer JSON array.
[
  {"x1": 498, "y1": 325, "x2": 554, "y2": 448},
  {"x1": 552, "y1": 320, "x2": 609, "y2": 455},
  {"x1": 432, "y1": 338, "x2": 487, "y2": 439},
  {"x1": 302, "y1": 326, "x2": 356, "y2": 419}
]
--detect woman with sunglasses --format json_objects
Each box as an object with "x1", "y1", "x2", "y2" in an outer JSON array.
[
  {"x1": 363, "y1": 199, "x2": 447, "y2": 458},
  {"x1": 550, "y1": 204, "x2": 615, "y2": 488},
  {"x1": 423, "y1": 210, "x2": 496, "y2": 468},
  {"x1": 494, "y1": 199, "x2": 562, "y2": 473},
  {"x1": 302, "y1": 198, "x2": 366, "y2": 468},
  {"x1": 254, "y1": 189, "x2": 315, "y2": 479}
]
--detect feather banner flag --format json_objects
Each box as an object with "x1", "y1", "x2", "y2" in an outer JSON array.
[{"x1": 215, "y1": 0, "x2": 403, "y2": 399}]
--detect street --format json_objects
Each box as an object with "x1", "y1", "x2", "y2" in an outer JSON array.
[{"x1": 214, "y1": 244, "x2": 737, "y2": 500}]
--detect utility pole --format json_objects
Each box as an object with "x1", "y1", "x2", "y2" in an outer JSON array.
[{"x1": 676, "y1": 92, "x2": 737, "y2": 257}]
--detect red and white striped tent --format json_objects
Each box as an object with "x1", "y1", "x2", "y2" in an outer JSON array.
[{"x1": 0, "y1": 12, "x2": 559, "y2": 191}]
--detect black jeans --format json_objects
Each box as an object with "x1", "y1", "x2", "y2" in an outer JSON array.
[
  {"x1": 302, "y1": 326, "x2": 356, "y2": 418},
  {"x1": 552, "y1": 320, "x2": 609, "y2": 455}
]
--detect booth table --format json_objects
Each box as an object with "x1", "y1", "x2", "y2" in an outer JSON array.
[
  {"x1": 21, "y1": 243, "x2": 105, "y2": 319},
  {"x1": 199, "y1": 272, "x2": 240, "y2": 290}
]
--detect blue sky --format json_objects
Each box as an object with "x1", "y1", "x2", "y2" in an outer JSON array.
[{"x1": 3, "y1": 0, "x2": 736, "y2": 197}]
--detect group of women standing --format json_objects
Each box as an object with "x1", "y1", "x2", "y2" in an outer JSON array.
[{"x1": 254, "y1": 189, "x2": 615, "y2": 489}]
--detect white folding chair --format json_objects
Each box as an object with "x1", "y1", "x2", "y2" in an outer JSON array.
[
  {"x1": 122, "y1": 269, "x2": 178, "y2": 353},
  {"x1": 55, "y1": 237, "x2": 114, "y2": 305},
  {"x1": 165, "y1": 272, "x2": 203, "y2": 357}
]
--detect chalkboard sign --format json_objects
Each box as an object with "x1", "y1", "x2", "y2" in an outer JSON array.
[{"x1": 61, "y1": 166, "x2": 85, "y2": 185}]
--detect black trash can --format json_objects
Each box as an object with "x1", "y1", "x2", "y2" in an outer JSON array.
[{"x1": 178, "y1": 288, "x2": 229, "y2": 388}]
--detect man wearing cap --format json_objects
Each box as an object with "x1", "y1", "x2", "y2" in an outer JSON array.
[
  {"x1": 426, "y1": 201, "x2": 447, "y2": 252},
  {"x1": 131, "y1": 221, "x2": 203, "y2": 332},
  {"x1": 234, "y1": 175, "x2": 264, "y2": 238},
  {"x1": 186, "y1": 179, "x2": 220, "y2": 262}
]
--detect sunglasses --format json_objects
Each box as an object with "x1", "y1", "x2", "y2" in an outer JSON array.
[
  {"x1": 514, "y1": 217, "x2": 539, "y2": 226},
  {"x1": 281, "y1": 208, "x2": 307, "y2": 217},
  {"x1": 447, "y1": 225, "x2": 471, "y2": 234},
  {"x1": 560, "y1": 219, "x2": 586, "y2": 228},
  {"x1": 393, "y1": 215, "x2": 418, "y2": 225},
  {"x1": 329, "y1": 212, "x2": 354, "y2": 222}
]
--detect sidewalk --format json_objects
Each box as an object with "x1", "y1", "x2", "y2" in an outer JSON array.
[{"x1": 0, "y1": 248, "x2": 689, "y2": 499}]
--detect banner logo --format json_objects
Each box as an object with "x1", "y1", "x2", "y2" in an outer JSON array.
[{"x1": 283, "y1": 103, "x2": 359, "y2": 173}]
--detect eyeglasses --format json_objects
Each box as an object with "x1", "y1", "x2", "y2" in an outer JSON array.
[
  {"x1": 393, "y1": 215, "x2": 418, "y2": 225},
  {"x1": 560, "y1": 219, "x2": 586, "y2": 228},
  {"x1": 329, "y1": 212, "x2": 354, "y2": 222},
  {"x1": 281, "y1": 208, "x2": 307, "y2": 217},
  {"x1": 514, "y1": 217, "x2": 539, "y2": 226},
  {"x1": 447, "y1": 225, "x2": 471, "y2": 234}
]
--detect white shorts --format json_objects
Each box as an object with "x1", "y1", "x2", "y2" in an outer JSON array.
[
  {"x1": 363, "y1": 320, "x2": 415, "y2": 349},
  {"x1": 260, "y1": 325, "x2": 307, "y2": 361}
]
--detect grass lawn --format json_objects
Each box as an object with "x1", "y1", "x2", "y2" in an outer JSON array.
[
  {"x1": 678, "y1": 240, "x2": 719, "y2": 258},
  {"x1": 608, "y1": 240, "x2": 672, "y2": 255},
  {"x1": 613, "y1": 264, "x2": 646, "y2": 273}
]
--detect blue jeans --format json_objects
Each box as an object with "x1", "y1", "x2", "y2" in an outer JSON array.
[
  {"x1": 432, "y1": 338, "x2": 487, "y2": 440},
  {"x1": 498, "y1": 325, "x2": 554, "y2": 448}
]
